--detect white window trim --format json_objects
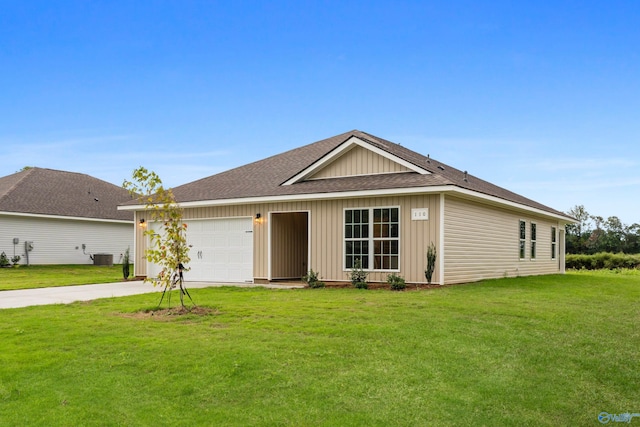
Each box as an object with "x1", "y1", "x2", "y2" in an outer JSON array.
[
  {"x1": 343, "y1": 206, "x2": 401, "y2": 272},
  {"x1": 551, "y1": 226, "x2": 557, "y2": 260},
  {"x1": 519, "y1": 219, "x2": 527, "y2": 260},
  {"x1": 530, "y1": 222, "x2": 537, "y2": 261}
]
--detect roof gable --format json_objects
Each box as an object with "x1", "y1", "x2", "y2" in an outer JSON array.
[
  {"x1": 0, "y1": 168, "x2": 134, "y2": 221},
  {"x1": 120, "y1": 130, "x2": 572, "y2": 221},
  {"x1": 282, "y1": 136, "x2": 428, "y2": 185}
]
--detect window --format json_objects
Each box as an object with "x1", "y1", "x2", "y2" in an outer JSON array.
[
  {"x1": 519, "y1": 220, "x2": 526, "y2": 259},
  {"x1": 530, "y1": 223, "x2": 537, "y2": 260},
  {"x1": 345, "y1": 207, "x2": 399, "y2": 270},
  {"x1": 551, "y1": 227, "x2": 557, "y2": 260},
  {"x1": 345, "y1": 209, "x2": 369, "y2": 269},
  {"x1": 373, "y1": 208, "x2": 399, "y2": 269}
]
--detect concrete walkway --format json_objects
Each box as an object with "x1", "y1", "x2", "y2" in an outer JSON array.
[{"x1": 0, "y1": 281, "x2": 304, "y2": 309}]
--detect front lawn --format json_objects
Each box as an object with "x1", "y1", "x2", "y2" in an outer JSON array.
[
  {"x1": 0, "y1": 271, "x2": 637, "y2": 426},
  {"x1": 0, "y1": 264, "x2": 131, "y2": 291}
]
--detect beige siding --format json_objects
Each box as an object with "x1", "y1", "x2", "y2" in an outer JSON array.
[
  {"x1": 270, "y1": 212, "x2": 308, "y2": 279},
  {"x1": 309, "y1": 145, "x2": 411, "y2": 179},
  {"x1": 309, "y1": 195, "x2": 440, "y2": 284},
  {"x1": 133, "y1": 193, "x2": 566, "y2": 285},
  {"x1": 133, "y1": 195, "x2": 440, "y2": 284},
  {"x1": 443, "y1": 196, "x2": 562, "y2": 284}
]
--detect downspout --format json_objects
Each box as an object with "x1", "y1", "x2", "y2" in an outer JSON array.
[
  {"x1": 560, "y1": 227, "x2": 566, "y2": 274},
  {"x1": 134, "y1": 211, "x2": 140, "y2": 277},
  {"x1": 439, "y1": 193, "x2": 445, "y2": 285},
  {"x1": 267, "y1": 211, "x2": 272, "y2": 281}
]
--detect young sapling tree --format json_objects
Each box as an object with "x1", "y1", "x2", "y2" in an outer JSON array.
[{"x1": 123, "y1": 167, "x2": 193, "y2": 309}]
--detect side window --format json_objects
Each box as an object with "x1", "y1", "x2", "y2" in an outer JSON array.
[
  {"x1": 530, "y1": 223, "x2": 537, "y2": 260},
  {"x1": 551, "y1": 226, "x2": 557, "y2": 260},
  {"x1": 519, "y1": 220, "x2": 526, "y2": 259},
  {"x1": 345, "y1": 207, "x2": 400, "y2": 271}
]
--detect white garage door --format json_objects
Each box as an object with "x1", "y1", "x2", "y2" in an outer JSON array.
[{"x1": 148, "y1": 217, "x2": 254, "y2": 283}]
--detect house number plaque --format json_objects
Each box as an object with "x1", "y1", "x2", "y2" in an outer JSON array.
[{"x1": 411, "y1": 208, "x2": 429, "y2": 221}]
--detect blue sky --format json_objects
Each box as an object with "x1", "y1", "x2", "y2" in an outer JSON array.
[{"x1": 1, "y1": 1, "x2": 638, "y2": 224}]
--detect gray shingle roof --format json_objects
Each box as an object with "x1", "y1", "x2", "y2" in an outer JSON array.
[
  {"x1": 0, "y1": 168, "x2": 134, "y2": 221},
  {"x1": 125, "y1": 130, "x2": 571, "y2": 219}
]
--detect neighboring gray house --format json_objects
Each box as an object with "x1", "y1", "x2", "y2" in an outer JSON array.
[
  {"x1": 0, "y1": 168, "x2": 134, "y2": 265},
  {"x1": 121, "y1": 130, "x2": 575, "y2": 285}
]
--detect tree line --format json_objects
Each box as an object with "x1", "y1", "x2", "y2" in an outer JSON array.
[{"x1": 565, "y1": 205, "x2": 640, "y2": 254}]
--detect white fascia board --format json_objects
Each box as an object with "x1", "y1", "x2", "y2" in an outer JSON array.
[
  {"x1": 175, "y1": 186, "x2": 454, "y2": 208},
  {"x1": 0, "y1": 211, "x2": 134, "y2": 224},
  {"x1": 118, "y1": 204, "x2": 144, "y2": 211},
  {"x1": 447, "y1": 187, "x2": 577, "y2": 223},
  {"x1": 167, "y1": 186, "x2": 572, "y2": 222},
  {"x1": 119, "y1": 186, "x2": 574, "y2": 223},
  {"x1": 282, "y1": 136, "x2": 430, "y2": 186}
]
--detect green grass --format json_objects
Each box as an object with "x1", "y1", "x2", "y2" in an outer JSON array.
[
  {"x1": 0, "y1": 271, "x2": 638, "y2": 426},
  {"x1": 0, "y1": 265, "x2": 131, "y2": 291}
]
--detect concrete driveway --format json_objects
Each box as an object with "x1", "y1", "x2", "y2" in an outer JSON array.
[{"x1": 0, "y1": 281, "x2": 304, "y2": 309}]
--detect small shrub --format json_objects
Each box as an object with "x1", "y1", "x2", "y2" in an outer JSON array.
[
  {"x1": 425, "y1": 242, "x2": 437, "y2": 284},
  {"x1": 0, "y1": 252, "x2": 10, "y2": 268},
  {"x1": 387, "y1": 273, "x2": 406, "y2": 291},
  {"x1": 348, "y1": 259, "x2": 368, "y2": 289},
  {"x1": 11, "y1": 255, "x2": 21, "y2": 267},
  {"x1": 354, "y1": 281, "x2": 368, "y2": 289},
  {"x1": 302, "y1": 269, "x2": 325, "y2": 288},
  {"x1": 122, "y1": 248, "x2": 131, "y2": 279}
]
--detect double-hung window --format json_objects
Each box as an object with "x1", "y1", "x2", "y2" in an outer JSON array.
[
  {"x1": 345, "y1": 207, "x2": 399, "y2": 270},
  {"x1": 551, "y1": 227, "x2": 557, "y2": 260},
  {"x1": 345, "y1": 209, "x2": 370, "y2": 269},
  {"x1": 530, "y1": 223, "x2": 537, "y2": 260},
  {"x1": 519, "y1": 220, "x2": 526, "y2": 259}
]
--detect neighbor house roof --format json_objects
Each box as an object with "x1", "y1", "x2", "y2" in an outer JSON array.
[
  {"x1": 0, "y1": 167, "x2": 134, "y2": 222},
  {"x1": 121, "y1": 130, "x2": 572, "y2": 221}
]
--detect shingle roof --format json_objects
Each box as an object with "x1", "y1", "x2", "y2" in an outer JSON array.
[
  {"x1": 0, "y1": 168, "x2": 134, "y2": 221},
  {"x1": 125, "y1": 130, "x2": 571, "y2": 219}
]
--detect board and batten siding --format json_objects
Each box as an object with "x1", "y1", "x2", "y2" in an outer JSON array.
[
  {"x1": 0, "y1": 214, "x2": 133, "y2": 265},
  {"x1": 270, "y1": 212, "x2": 308, "y2": 279},
  {"x1": 309, "y1": 145, "x2": 411, "y2": 180},
  {"x1": 134, "y1": 194, "x2": 440, "y2": 284},
  {"x1": 443, "y1": 196, "x2": 562, "y2": 284}
]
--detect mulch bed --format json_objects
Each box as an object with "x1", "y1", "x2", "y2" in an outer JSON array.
[
  {"x1": 320, "y1": 282, "x2": 444, "y2": 291},
  {"x1": 118, "y1": 306, "x2": 216, "y2": 319}
]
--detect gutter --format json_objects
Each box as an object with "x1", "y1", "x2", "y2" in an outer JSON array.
[{"x1": 118, "y1": 185, "x2": 575, "y2": 223}]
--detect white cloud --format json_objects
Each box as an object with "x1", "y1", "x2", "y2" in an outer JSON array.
[
  {"x1": 511, "y1": 176, "x2": 640, "y2": 192},
  {"x1": 532, "y1": 158, "x2": 637, "y2": 172}
]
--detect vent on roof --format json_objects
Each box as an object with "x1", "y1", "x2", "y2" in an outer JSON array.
[
  {"x1": 426, "y1": 154, "x2": 431, "y2": 164},
  {"x1": 463, "y1": 171, "x2": 468, "y2": 182},
  {"x1": 437, "y1": 165, "x2": 445, "y2": 171}
]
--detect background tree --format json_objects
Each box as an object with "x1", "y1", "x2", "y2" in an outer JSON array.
[
  {"x1": 123, "y1": 167, "x2": 193, "y2": 308},
  {"x1": 566, "y1": 205, "x2": 592, "y2": 253},
  {"x1": 625, "y1": 223, "x2": 640, "y2": 254},
  {"x1": 602, "y1": 216, "x2": 624, "y2": 253},
  {"x1": 565, "y1": 205, "x2": 640, "y2": 255}
]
